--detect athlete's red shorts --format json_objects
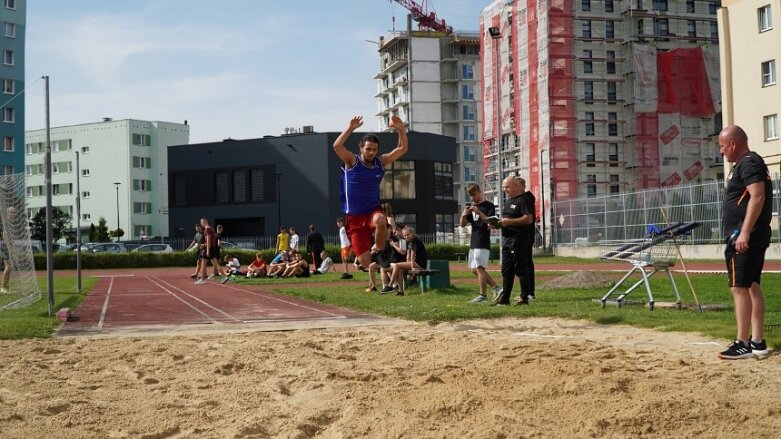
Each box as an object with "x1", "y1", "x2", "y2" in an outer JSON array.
[
  {"x1": 346, "y1": 208, "x2": 384, "y2": 257},
  {"x1": 340, "y1": 246, "x2": 351, "y2": 261}
]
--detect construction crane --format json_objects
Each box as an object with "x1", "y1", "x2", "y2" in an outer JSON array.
[{"x1": 393, "y1": 0, "x2": 453, "y2": 34}]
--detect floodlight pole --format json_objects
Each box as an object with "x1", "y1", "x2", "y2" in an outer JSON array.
[
  {"x1": 43, "y1": 76, "x2": 54, "y2": 316},
  {"x1": 75, "y1": 151, "x2": 81, "y2": 293}
]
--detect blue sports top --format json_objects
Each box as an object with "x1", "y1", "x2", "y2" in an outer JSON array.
[{"x1": 340, "y1": 154, "x2": 385, "y2": 215}]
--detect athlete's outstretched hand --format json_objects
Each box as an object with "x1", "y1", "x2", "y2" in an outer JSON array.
[
  {"x1": 388, "y1": 115, "x2": 405, "y2": 131},
  {"x1": 349, "y1": 116, "x2": 363, "y2": 131}
]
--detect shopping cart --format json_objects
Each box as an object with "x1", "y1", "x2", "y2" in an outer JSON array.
[{"x1": 598, "y1": 222, "x2": 701, "y2": 311}]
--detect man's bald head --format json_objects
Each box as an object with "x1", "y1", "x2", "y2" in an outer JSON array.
[
  {"x1": 719, "y1": 124, "x2": 750, "y2": 162},
  {"x1": 502, "y1": 176, "x2": 523, "y2": 198}
]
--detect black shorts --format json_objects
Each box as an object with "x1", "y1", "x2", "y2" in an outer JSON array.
[
  {"x1": 295, "y1": 269, "x2": 310, "y2": 278},
  {"x1": 200, "y1": 247, "x2": 219, "y2": 260},
  {"x1": 725, "y1": 226, "x2": 771, "y2": 288}
]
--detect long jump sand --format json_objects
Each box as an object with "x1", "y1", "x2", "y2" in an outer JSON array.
[{"x1": 1, "y1": 316, "x2": 779, "y2": 438}]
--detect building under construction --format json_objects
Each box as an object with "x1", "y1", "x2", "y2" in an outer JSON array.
[{"x1": 480, "y1": 0, "x2": 723, "y2": 219}]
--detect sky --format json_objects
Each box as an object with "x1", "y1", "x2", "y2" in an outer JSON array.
[{"x1": 24, "y1": 0, "x2": 491, "y2": 143}]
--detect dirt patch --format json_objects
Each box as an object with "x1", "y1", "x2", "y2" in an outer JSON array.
[{"x1": 539, "y1": 270, "x2": 616, "y2": 290}]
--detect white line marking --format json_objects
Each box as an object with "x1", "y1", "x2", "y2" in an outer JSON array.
[
  {"x1": 214, "y1": 283, "x2": 346, "y2": 318},
  {"x1": 511, "y1": 332, "x2": 566, "y2": 339},
  {"x1": 94, "y1": 274, "x2": 136, "y2": 278},
  {"x1": 148, "y1": 277, "x2": 240, "y2": 322},
  {"x1": 243, "y1": 316, "x2": 347, "y2": 323},
  {"x1": 141, "y1": 277, "x2": 217, "y2": 322},
  {"x1": 97, "y1": 277, "x2": 115, "y2": 329}
]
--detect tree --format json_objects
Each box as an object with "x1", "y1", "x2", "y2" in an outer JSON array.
[
  {"x1": 109, "y1": 228, "x2": 125, "y2": 240},
  {"x1": 96, "y1": 217, "x2": 110, "y2": 242},
  {"x1": 89, "y1": 223, "x2": 97, "y2": 242},
  {"x1": 29, "y1": 207, "x2": 72, "y2": 243}
]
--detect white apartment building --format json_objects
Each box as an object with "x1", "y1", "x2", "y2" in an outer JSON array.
[
  {"x1": 719, "y1": 0, "x2": 781, "y2": 169},
  {"x1": 25, "y1": 118, "x2": 189, "y2": 240},
  {"x1": 373, "y1": 30, "x2": 482, "y2": 210}
]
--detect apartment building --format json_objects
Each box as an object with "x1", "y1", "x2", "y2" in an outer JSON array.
[
  {"x1": 373, "y1": 28, "x2": 482, "y2": 215},
  {"x1": 0, "y1": 0, "x2": 24, "y2": 175},
  {"x1": 25, "y1": 119, "x2": 189, "y2": 240},
  {"x1": 719, "y1": 0, "x2": 781, "y2": 169},
  {"x1": 480, "y1": 0, "x2": 723, "y2": 220}
]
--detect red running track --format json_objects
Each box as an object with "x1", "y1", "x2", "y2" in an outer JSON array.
[{"x1": 59, "y1": 271, "x2": 380, "y2": 336}]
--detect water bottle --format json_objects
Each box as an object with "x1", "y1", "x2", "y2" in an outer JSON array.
[{"x1": 727, "y1": 229, "x2": 739, "y2": 246}]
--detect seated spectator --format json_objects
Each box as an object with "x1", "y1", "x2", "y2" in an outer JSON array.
[
  {"x1": 312, "y1": 250, "x2": 333, "y2": 275},
  {"x1": 387, "y1": 226, "x2": 427, "y2": 296},
  {"x1": 280, "y1": 251, "x2": 310, "y2": 278},
  {"x1": 246, "y1": 253, "x2": 268, "y2": 278},
  {"x1": 372, "y1": 224, "x2": 407, "y2": 293},
  {"x1": 267, "y1": 250, "x2": 289, "y2": 277},
  {"x1": 224, "y1": 254, "x2": 243, "y2": 276}
]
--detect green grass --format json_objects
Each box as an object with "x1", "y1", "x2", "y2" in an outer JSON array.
[
  {"x1": 0, "y1": 276, "x2": 98, "y2": 339},
  {"x1": 244, "y1": 269, "x2": 781, "y2": 348}
]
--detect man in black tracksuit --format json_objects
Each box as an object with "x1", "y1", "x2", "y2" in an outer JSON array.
[{"x1": 493, "y1": 176, "x2": 536, "y2": 305}]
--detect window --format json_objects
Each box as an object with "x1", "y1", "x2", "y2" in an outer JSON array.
[
  {"x1": 759, "y1": 5, "x2": 772, "y2": 31},
  {"x1": 435, "y1": 213, "x2": 455, "y2": 234},
  {"x1": 464, "y1": 165, "x2": 477, "y2": 182},
  {"x1": 233, "y1": 170, "x2": 246, "y2": 202},
  {"x1": 133, "y1": 202, "x2": 152, "y2": 214},
  {"x1": 653, "y1": 0, "x2": 668, "y2": 11},
  {"x1": 134, "y1": 225, "x2": 151, "y2": 237},
  {"x1": 607, "y1": 82, "x2": 617, "y2": 102},
  {"x1": 53, "y1": 139, "x2": 71, "y2": 152},
  {"x1": 605, "y1": 21, "x2": 614, "y2": 39},
  {"x1": 462, "y1": 104, "x2": 476, "y2": 120},
  {"x1": 610, "y1": 175, "x2": 620, "y2": 194},
  {"x1": 653, "y1": 18, "x2": 669, "y2": 37},
  {"x1": 4, "y1": 0, "x2": 15, "y2": 9},
  {"x1": 587, "y1": 174, "x2": 597, "y2": 197},
  {"x1": 605, "y1": 0, "x2": 613, "y2": 12},
  {"x1": 215, "y1": 171, "x2": 229, "y2": 203},
  {"x1": 434, "y1": 162, "x2": 453, "y2": 200},
  {"x1": 583, "y1": 50, "x2": 592, "y2": 73},
  {"x1": 380, "y1": 160, "x2": 415, "y2": 199},
  {"x1": 606, "y1": 50, "x2": 616, "y2": 74},
  {"x1": 250, "y1": 169, "x2": 265, "y2": 202},
  {"x1": 132, "y1": 156, "x2": 152, "y2": 168},
  {"x1": 133, "y1": 179, "x2": 152, "y2": 191},
  {"x1": 463, "y1": 145, "x2": 476, "y2": 161},
  {"x1": 52, "y1": 163, "x2": 59, "y2": 174},
  {"x1": 687, "y1": 20, "x2": 697, "y2": 41},
  {"x1": 764, "y1": 114, "x2": 778, "y2": 140},
  {"x1": 3, "y1": 136, "x2": 12, "y2": 151},
  {"x1": 3, "y1": 107, "x2": 13, "y2": 123},
  {"x1": 686, "y1": 0, "x2": 695, "y2": 13},
  {"x1": 81, "y1": 146, "x2": 90, "y2": 153},
  {"x1": 585, "y1": 143, "x2": 596, "y2": 166},
  {"x1": 461, "y1": 84, "x2": 475, "y2": 100},
  {"x1": 761, "y1": 60, "x2": 776, "y2": 86},
  {"x1": 709, "y1": 1, "x2": 718, "y2": 14},
  {"x1": 608, "y1": 112, "x2": 618, "y2": 136},
  {"x1": 82, "y1": 214, "x2": 91, "y2": 221},
  {"x1": 82, "y1": 169, "x2": 90, "y2": 177},
  {"x1": 585, "y1": 112, "x2": 595, "y2": 135},
  {"x1": 82, "y1": 191, "x2": 91, "y2": 198},
  {"x1": 584, "y1": 81, "x2": 594, "y2": 102},
  {"x1": 24, "y1": 165, "x2": 31, "y2": 175},
  {"x1": 637, "y1": 19, "x2": 644, "y2": 36},
  {"x1": 26, "y1": 187, "x2": 31, "y2": 197},
  {"x1": 2, "y1": 78, "x2": 12, "y2": 94},
  {"x1": 4, "y1": 22, "x2": 14, "y2": 37},
  {"x1": 608, "y1": 143, "x2": 619, "y2": 166},
  {"x1": 132, "y1": 133, "x2": 151, "y2": 146},
  {"x1": 461, "y1": 63, "x2": 474, "y2": 79},
  {"x1": 2, "y1": 165, "x2": 11, "y2": 175},
  {"x1": 463, "y1": 125, "x2": 476, "y2": 141},
  {"x1": 710, "y1": 21, "x2": 718, "y2": 38},
  {"x1": 582, "y1": 20, "x2": 591, "y2": 38},
  {"x1": 582, "y1": 0, "x2": 590, "y2": 12},
  {"x1": 3, "y1": 49, "x2": 13, "y2": 65}
]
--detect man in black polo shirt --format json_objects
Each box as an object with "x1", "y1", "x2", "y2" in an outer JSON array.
[
  {"x1": 492, "y1": 176, "x2": 536, "y2": 306},
  {"x1": 718, "y1": 125, "x2": 772, "y2": 360}
]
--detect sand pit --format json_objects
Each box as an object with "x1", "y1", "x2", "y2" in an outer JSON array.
[
  {"x1": 0, "y1": 317, "x2": 779, "y2": 438},
  {"x1": 539, "y1": 270, "x2": 616, "y2": 290}
]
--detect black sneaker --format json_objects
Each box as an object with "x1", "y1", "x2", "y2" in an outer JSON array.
[
  {"x1": 750, "y1": 339, "x2": 769, "y2": 357},
  {"x1": 375, "y1": 251, "x2": 391, "y2": 269},
  {"x1": 340, "y1": 273, "x2": 353, "y2": 279},
  {"x1": 379, "y1": 285, "x2": 395, "y2": 294},
  {"x1": 719, "y1": 340, "x2": 753, "y2": 360}
]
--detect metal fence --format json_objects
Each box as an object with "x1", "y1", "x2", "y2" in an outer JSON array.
[{"x1": 552, "y1": 173, "x2": 781, "y2": 246}]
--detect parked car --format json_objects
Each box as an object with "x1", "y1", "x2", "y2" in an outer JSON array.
[
  {"x1": 221, "y1": 241, "x2": 257, "y2": 251},
  {"x1": 133, "y1": 244, "x2": 174, "y2": 253},
  {"x1": 89, "y1": 243, "x2": 129, "y2": 253}
]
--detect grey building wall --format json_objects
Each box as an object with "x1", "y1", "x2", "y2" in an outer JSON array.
[{"x1": 167, "y1": 131, "x2": 457, "y2": 240}]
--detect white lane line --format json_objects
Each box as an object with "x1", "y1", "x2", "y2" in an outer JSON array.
[
  {"x1": 243, "y1": 316, "x2": 347, "y2": 323},
  {"x1": 141, "y1": 277, "x2": 217, "y2": 322},
  {"x1": 148, "y1": 276, "x2": 240, "y2": 322},
  {"x1": 511, "y1": 332, "x2": 566, "y2": 339},
  {"x1": 97, "y1": 277, "x2": 115, "y2": 329},
  {"x1": 216, "y1": 282, "x2": 346, "y2": 318}
]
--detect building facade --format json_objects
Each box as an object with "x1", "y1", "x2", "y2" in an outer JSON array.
[
  {"x1": 480, "y1": 0, "x2": 723, "y2": 237},
  {"x1": 167, "y1": 131, "x2": 457, "y2": 240},
  {"x1": 0, "y1": 0, "x2": 24, "y2": 175},
  {"x1": 719, "y1": 0, "x2": 781, "y2": 169},
  {"x1": 373, "y1": 28, "x2": 482, "y2": 212},
  {"x1": 25, "y1": 119, "x2": 190, "y2": 240}
]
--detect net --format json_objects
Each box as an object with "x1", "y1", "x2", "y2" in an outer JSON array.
[{"x1": 0, "y1": 173, "x2": 41, "y2": 311}]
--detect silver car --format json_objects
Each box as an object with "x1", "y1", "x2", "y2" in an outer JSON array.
[{"x1": 133, "y1": 244, "x2": 174, "y2": 253}]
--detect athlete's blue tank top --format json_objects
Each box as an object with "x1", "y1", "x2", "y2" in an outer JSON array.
[{"x1": 340, "y1": 154, "x2": 384, "y2": 215}]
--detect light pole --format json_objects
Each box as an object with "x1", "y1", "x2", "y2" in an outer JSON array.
[
  {"x1": 540, "y1": 148, "x2": 547, "y2": 252},
  {"x1": 489, "y1": 26, "x2": 503, "y2": 265},
  {"x1": 275, "y1": 173, "x2": 282, "y2": 229},
  {"x1": 113, "y1": 182, "x2": 121, "y2": 242}
]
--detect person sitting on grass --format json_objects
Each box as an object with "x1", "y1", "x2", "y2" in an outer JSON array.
[
  {"x1": 246, "y1": 253, "x2": 268, "y2": 278},
  {"x1": 224, "y1": 254, "x2": 243, "y2": 276},
  {"x1": 267, "y1": 250, "x2": 289, "y2": 277},
  {"x1": 280, "y1": 251, "x2": 310, "y2": 278},
  {"x1": 312, "y1": 250, "x2": 333, "y2": 275}
]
